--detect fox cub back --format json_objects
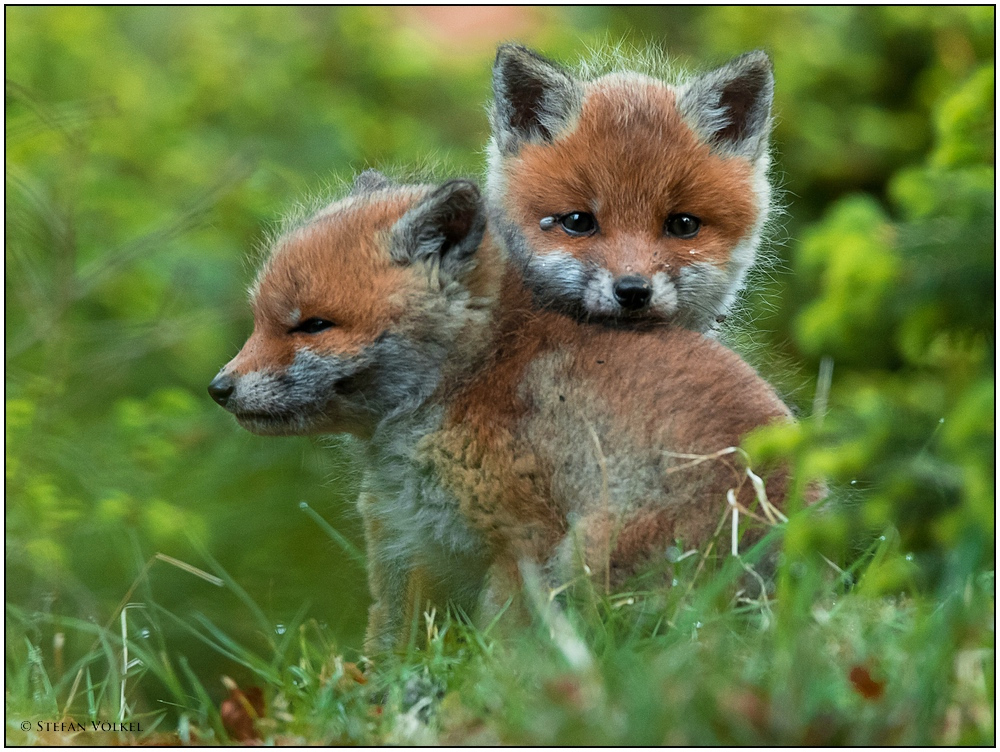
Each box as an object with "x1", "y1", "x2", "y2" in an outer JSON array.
[
  {"x1": 487, "y1": 45, "x2": 775, "y2": 332},
  {"x1": 211, "y1": 174, "x2": 797, "y2": 653}
]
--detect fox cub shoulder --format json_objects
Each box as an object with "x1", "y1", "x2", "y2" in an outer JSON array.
[
  {"x1": 211, "y1": 174, "x2": 796, "y2": 653},
  {"x1": 487, "y1": 45, "x2": 775, "y2": 332}
]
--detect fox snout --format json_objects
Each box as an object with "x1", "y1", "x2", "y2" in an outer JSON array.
[
  {"x1": 208, "y1": 371, "x2": 235, "y2": 408},
  {"x1": 612, "y1": 275, "x2": 652, "y2": 311}
]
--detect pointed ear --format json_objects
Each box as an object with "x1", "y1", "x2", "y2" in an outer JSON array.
[
  {"x1": 351, "y1": 169, "x2": 395, "y2": 195},
  {"x1": 677, "y1": 50, "x2": 774, "y2": 160},
  {"x1": 490, "y1": 44, "x2": 583, "y2": 153},
  {"x1": 390, "y1": 180, "x2": 486, "y2": 277}
]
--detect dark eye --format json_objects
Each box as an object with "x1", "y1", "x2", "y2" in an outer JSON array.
[
  {"x1": 665, "y1": 213, "x2": 701, "y2": 239},
  {"x1": 289, "y1": 317, "x2": 335, "y2": 334},
  {"x1": 559, "y1": 212, "x2": 598, "y2": 237}
]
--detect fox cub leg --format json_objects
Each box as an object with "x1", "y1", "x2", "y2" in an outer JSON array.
[
  {"x1": 475, "y1": 557, "x2": 533, "y2": 637},
  {"x1": 552, "y1": 507, "x2": 690, "y2": 591},
  {"x1": 359, "y1": 491, "x2": 403, "y2": 654},
  {"x1": 358, "y1": 492, "x2": 434, "y2": 654}
]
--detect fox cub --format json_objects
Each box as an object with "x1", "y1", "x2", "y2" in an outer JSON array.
[
  {"x1": 487, "y1": 45, "x2": 775, "y2": 332},
  {"x1": 209, "y1": 174, "x2": 794, "y2": 653}
]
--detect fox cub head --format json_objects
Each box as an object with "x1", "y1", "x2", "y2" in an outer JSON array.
[
  {"x1": 209, "y1": 175, "x2": 496, "y2": 438},
  {"x1": 487, "y1": 45, "x2": 775, "y2": 332}
]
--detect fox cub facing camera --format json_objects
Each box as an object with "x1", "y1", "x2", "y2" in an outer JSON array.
[
  {"x1": 210, "y1": 174, "x2": 796, "y2": 653},
  {"x1": 487, "y1": 45, "x2": 775, "y2": 332}
]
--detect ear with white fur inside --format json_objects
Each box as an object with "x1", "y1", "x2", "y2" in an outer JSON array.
[
  {"x1": 677, "y1": 50, "x2": 774, "y2": 160},
  {"x1": 490, "y1": 44, "x2": 583, "y2": 153},
  {"x1": 389, "y1": 180, "x2": 486, "y2": 278}
]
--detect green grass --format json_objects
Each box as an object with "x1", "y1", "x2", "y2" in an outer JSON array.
[{"x1": 6, "y1": 521, "x2": 994, "y2": 746}]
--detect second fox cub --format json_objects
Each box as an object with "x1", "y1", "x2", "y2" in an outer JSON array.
[
  {"x1": 487, "y1": 45, "x2": 775, "y2": 332},
  {"x1": 210, "y1": 175, "x2": 795, "y2": 653}
]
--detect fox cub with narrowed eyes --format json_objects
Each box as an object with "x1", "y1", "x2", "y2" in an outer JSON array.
[
  {"x1": 487, "y1": 44, "x2": 775, "y2": 332},
  {"x1": 209, "y1": 174, "x2": 800, "y2": 653}
]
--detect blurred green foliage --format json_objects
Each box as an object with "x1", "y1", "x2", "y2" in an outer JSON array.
[
  {"x1": 748, "y1": 48, "x2": 993, "y2": 592},
  {"x1": 5, "y1": 5, "x2": 994, "y2": 725}
]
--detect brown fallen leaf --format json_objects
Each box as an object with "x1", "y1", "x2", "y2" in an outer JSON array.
[
  {"x1": 543, "y1": 676, "x2": 584, "y2": 708},
  {"x1": 220, "y1": 678, "x2": 266, "y2": 743},
  {"x1": 320, "y1": 656, "x2": 369, "y2": 691},
  {"x1": 722, "y1": 687, "x2": 770, "y2": 734},
  {"x1": 342, "y1": 661, "x2": 367, "y2": 687},
  {"x1": 848, "y1": 664, "x2": 886, "y2": 700}
]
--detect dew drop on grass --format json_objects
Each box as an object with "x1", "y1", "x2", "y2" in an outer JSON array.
[
  {"x1": 275, "y1": 624, "x2": 286, "y2": 635},
  {"x1": 905, "y1": 553, "x2": 914, "y2": 561},
  {"x1": 140, "y1": 628, "x2": 151, "y2": 639}
]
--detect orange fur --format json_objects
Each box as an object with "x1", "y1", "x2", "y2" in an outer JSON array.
[
  {"x1": 487, "y1": 46, "x2": 776, "y2": 330},
  {"x1": 212, "y1": 178, "x2": 798, "y2": 652},
  {"x1": 504, "y1": 82, "x2": 757, "y2": 277},
  {"x1": 229, "y1": 191, "x2": 424, "y2": 376},
  {"x1": 428, "y1": 268, "x2": 791, "y2": 588}
]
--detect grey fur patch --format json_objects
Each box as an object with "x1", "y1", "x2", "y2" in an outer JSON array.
[
  {"x1": 490, "y1": 44, "x2": 584, "y2": 155},
  {"x1": 360, "y1": 406, "x2": 491, "y2": 652},
  {"x1": 673, "y1": 262, "x2": 732, "y2": 332},
  {"x1": 582, "y1": 268, "x2": 617, "y2": 315},
  {"x1": 516, "y1": 351, "x2": 674, "y2": 571},
  {"x1": 675, "y1": 50, "x2": 774, "y2": 160},
  {"x1": 351, "y1": 169, "x2": 396, "y2": 195},
  {"x1": 223, "y1": 347, "x2": 372, "y2": 436},
  {"x1": 488, "y1": 208, "x2": 590, "y2": 314},
  {"x1": 649, "y1": 272, "x2": 680, "y2": 318},
  {"x1": 390, "y1": 180, "x2": 486, "y2": 279},
  {"x1": 528, "y1": 250, "x2": 590, "y2": 302},
  {"x1": 222, "y1": 327, "x2": 461, "y2": 437}
]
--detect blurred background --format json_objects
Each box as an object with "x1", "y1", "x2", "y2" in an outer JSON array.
[{"x1": 6, "y1": 6, "x2": 994, "y2": 714}]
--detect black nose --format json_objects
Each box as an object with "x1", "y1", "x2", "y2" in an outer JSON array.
[
  {"x1": 208, "y1": 373, "x2": 235, "y2": 407},
  {"x1": 613, "y1": 275, "x2": 652, "y2": 310}
]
